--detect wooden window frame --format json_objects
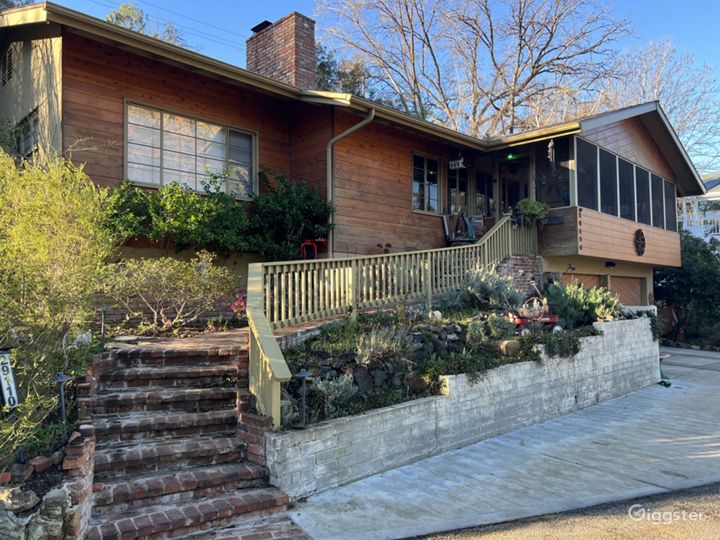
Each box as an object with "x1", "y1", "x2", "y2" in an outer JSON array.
[
  {"x1": 411, "y1": 151, "x2": 443, "y2": 216},
  {"x1": 123, "y1": 100, "x2": 259, "y2": 199}
]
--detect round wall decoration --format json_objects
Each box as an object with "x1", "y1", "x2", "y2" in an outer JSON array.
[{"x1": 634, "y1": 229, "x2": 646, "y2": 256}]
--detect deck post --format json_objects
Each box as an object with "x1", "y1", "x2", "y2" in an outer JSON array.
[{"x1": 424, "y1": 257, "x2": 433, "y2": 314}]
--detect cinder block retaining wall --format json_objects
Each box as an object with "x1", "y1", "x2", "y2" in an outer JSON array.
[{"x1": 265, "y1": 318, "x2": 659, "y2": 500}]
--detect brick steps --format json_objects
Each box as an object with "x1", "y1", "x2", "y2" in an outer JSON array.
[
  {"x1": 91, "y1": 387, "x2": 237, "y2": 414},
  {"x1": 93, "y1": 436, "x2": 244, "y2": 481},
  {"x1": 113, "y1": 348, "x2": 246, "y2": 369},
  {"x1": 208, "y1": 514, "x2": 310, "y2": 540},
  {"x1": 85, "y1": 487, "x2": 288, "y2": 540},
  {"x1": 92, "y1": 463, "x2": 268, "y2": 515},
  {"x1": 92, "y1": 409, "x2": 238, "y2": 445},
  {"x1": 99, "y1": 364, "x2": 238, "y2": 390}
]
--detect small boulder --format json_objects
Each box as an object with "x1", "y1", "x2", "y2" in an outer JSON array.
[
  {"x1": 9, "y1": 463, "x2": 33, "y2": 483},
  {"x1": 499, "y1": 339, "x2": 522, "y2": 356},
  {"x1": 0, "y1": 486, "x2": 40, "y2": 513},
  {"x1": 353, "y1": 366, "x2": 374, "y2": 391},
  {"x1": 371, "y1": 369, "x2": 387, "y2": 387},
  {"x1": 404, "y1": 374, "x2": 429, "y2": 392}
]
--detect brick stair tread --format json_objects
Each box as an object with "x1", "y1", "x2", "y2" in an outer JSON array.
[
  {"x1": 93, "y1": 387, "x2": 237, "y2": 403},
  {"x1": 208, "y1": 514, "x2": 310, "y2": 540},
  {"x1": 93, "y1": 436, "x2": 243, "y2": 477},
  {"x1": 93, "y1": 462, "x2": 267, "y2": 508},
  {"x1": 92, "y1": 409, "x2": 238, "y2": 442},
  {"x1": 86, "y1": 487, "x2": 288, "y2": 540},
  {"x1": 101, "y1": 364, "x2": 238, "y2": 381}
]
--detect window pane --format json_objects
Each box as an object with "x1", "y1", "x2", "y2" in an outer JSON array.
[
  {"x1": 664, "y1": 181, "x2": 677, "y2": 232},
  {"x1": 128, "y1": 105, "x2": 160, "y2": 129},
  {"x1": 197, "y1": 156, "x2": 226, "y2": 176},
  {"x1": 428, "y1": 183, "x2": 438, "y2": 213},
  {"x1": 199, "y1": 140, "x2": 227, "y2": 160},
  {"x1": 229, "y1": 164, "x2": 252, "y2": 197},
  {"x1": 413, "y1": 155, "x2": 424, "y2": 170},
  {"x1": 229, "y1": 130, "x2": 252, "y2": 150},
  {"x1": 128, "y1": 124, "x2": 160, "y2": 147},
  {"x1": 636, "y1": 168, "x2": 651, "y2": 225},
  {"x1": 618, "y1": 158, "x2": 635, "y2": 220},
  {"x1": 599, "y1": 149, "x2": 618, "y2": 216},
  {"x1": 651, "y1": 174, "x2": 665, "y2": 228},
  {"x1": 535, "y1": 137, "x2": 570, "y2": 207},
  {"x1": 163, "y1": 132, "x2": 195, "y2": 154},
  {"x1": 163, "y1": 150, "x2": 195, "y2": 172},
  {"x1": 197, "y1": 121, "x2": 225, "y2": 143},
  {"x1": 128, "y1": 143, "x2": 160, "y2": 167},
  {"x1": 576, "y1": 138, "x2": 598, "y2": 210},
  {"x1": 164, "y1": 170, "x2": 196, "y2": 191},
  {"x1": 475, "y1": 171, "x2": 494, "y2": 217},
  {"x1": 412, "y1": 176, "x2": 424, "y2": 211},
  {"x1": 164, "y1": 113, "x2": 195, "y2": 136},
  {"x1": 127, "y1": 163, "x2": 160, "y2": 185}
]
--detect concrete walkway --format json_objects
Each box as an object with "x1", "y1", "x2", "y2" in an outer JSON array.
[{"x1": 290, "y1": 348, "x2": 720, "y2": 540}]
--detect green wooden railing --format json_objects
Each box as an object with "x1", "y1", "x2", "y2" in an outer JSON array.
[{"x1": 246, "y1": 215, "x2": 537, "y2": 427}]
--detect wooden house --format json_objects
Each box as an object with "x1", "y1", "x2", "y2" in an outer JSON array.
[{"x1": 0, "y1": 3, "x2": 706, "y2": 306}]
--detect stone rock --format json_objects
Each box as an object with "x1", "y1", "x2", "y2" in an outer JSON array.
[
  {"x1": 29, "y1": 456, "x2": 52, "y2": 474},
  {"x1": 404, "y1": 374, "x2": 429, "y2": 392},
  {"x1": 0, "y1": 487, "x2": 40, "y2": 513},
  {"x1": 50, "y1": 451, "x2": 65, "y2": 467},
  {"x1": 446, "y1": 333, "x2": 459, "y2": 341},
  {"x1": 353, "y1": 366, "x2": 373, "y2": 391},
  {"x1": 0, "y1": 472, "x2": 11, "y2": 485},
  {"x1": 499, "y1": 340, "x2": 522, "y2": 356},
  {"x1": 332, "y1": 352, "x2": 355, "y2": 370},
  {"x1": 391, "y1": 373, "x2": 404, "y2": 388},
  {"x1": 429, "y1": 310, "x2": 442, "y2": 320},
  {"x1": 370, "y1": 369, "x2": 387, "y2": 387},
  {"x1": 10, "y1": 463, "x2": 34, "y2": 483}
]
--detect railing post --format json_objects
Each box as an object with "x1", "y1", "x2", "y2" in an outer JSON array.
[
  {"x1": 424, "y1": 256, "x2": 433, "y2": 314},
  {"x1": 350, "y1": 259, "x2": 358, "y2": 322}
]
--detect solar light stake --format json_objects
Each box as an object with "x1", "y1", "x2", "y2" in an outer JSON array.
[{"x1": 53, "y1": 372, "x2": 72, "y2": 442}]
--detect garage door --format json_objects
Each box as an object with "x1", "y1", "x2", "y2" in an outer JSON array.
[
  {"x1": 561, "y1": 273, "x2": 601, "y2": 289},
  {"x1": 611, "y1": 276, "x2": 642, "y2": 306}
]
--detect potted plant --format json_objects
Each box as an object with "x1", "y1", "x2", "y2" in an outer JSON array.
[{"x1": 516, "y1": 198, "x2": 550, "y2": 227}]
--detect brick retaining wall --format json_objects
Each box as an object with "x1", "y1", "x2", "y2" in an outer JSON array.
[{"x1": 265, "y1": 318, "x2": 659, "y2": 500}]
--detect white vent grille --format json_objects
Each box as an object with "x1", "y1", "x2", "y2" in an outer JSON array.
[{"x1": 1, "y1": 47, "x2": 13, "y2": 86}]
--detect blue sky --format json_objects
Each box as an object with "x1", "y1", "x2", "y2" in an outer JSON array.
[{"x1": 57, "y1": 0, "x2": 720, "y2": 73}]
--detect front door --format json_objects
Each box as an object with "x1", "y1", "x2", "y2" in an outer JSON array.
[{"x1": 498, "y1": 158, "x2": 530, "y2": 213}]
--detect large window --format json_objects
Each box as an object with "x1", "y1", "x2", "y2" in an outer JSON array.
[
  {"x1": 651, "y1": 174, "x2": 665, "y2": 228},
  {"x1": 599, "y1": 148, "x2": 618, "y2": 216},
  {"x1": 412, "y1": 154, "x2": 439, "y2": 213},
  {"x1": 635, "y1": 168, "x2": 651, "y2": 225},
  {"x1": 126, "y1": 103, "x2": 256, "y2": 197},
  {"x1": 447, "y1": 166, "x2": 468, "y2": 214},
  {"x1": 576, "y1": 138, "x2": 598, "y2": 210},
  {"x1": 535, "y1": 137, "x2": 570, "y2": 207},
  {"x1": 618, "y1": 158, "x2": 635, "y2": 220},
  {"x1": 664, "y1": 180, "x2": 677, "y2": 232}
]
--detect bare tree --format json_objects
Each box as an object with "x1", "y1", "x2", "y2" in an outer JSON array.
[
  {"x1": 318, "y1": 0, "x2": 628, "y2": 137},
  {"x1": 106, "y1": 2, "x2": 186, "y2": 47},
  {"x1": 594, "y1": 40, "x2": 720, "y2": 174}
]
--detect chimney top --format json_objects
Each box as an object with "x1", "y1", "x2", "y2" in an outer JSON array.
[
  {"x1": 250, "y1": 20, "x2": 273, "y2": 34},
  {"x1": 246, "y1": 12, "x2": 317, "y2": 90}
]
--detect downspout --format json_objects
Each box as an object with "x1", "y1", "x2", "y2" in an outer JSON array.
[{"x1": 326, "y1": 108, "x2": 376, "y2": 257}]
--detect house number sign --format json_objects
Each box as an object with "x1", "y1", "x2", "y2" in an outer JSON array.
[{"x1": 0, "y1": 351, "x2": 19, "y2": 409}]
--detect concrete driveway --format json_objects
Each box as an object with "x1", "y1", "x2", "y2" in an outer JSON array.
[{"x1": 290, "y1": 348, "x2": 720, "y2": 540}]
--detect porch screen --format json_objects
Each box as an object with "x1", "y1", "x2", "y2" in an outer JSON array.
[
  {"x1": 651, "y1": 174, "x2": 665, "y2": 228},
  {"x1": 664, "y1": 180, "x2": 677, "y2": 232},
  {"x1": 447, "y1": 166, "x2": 469, "y2": 214},
  {"x1": 535, "y1": 137, "x2": 570, "y2": 207},
  {"x1": 576, "y1": 138, "x2": 598, "y2": 211},
  {"x1": 599, "y1": 149, "x2": 618, "y2": 216},
  {"x1": 125, "y1": 103, "x2": 255, "y2": 198},
  {"x1": 618, "y1": 158, "x2": 635, "y2": 221},
  {"x1": 635, "y1": 168, "x2": 651, "y2": 225},
  {"x1": 475, "y1": 171, "x2": 494, "y2": 217}
]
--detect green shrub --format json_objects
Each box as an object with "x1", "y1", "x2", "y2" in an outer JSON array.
[
  {"x1": 0, "y1": 152, "x2": 115, "y2": 463},
  {"x1": 355, "y1": 327, "x2": 412, "y2": 371},
  {"x1": 247, "y1": 171, "x2": 334, "y2": 261},
  {"x1": 316, "y1": 374, "x2": 358, "y2": 419},
  {"x1": 102, "y1": 251, "x2": 237, "y2": 334},
  {"x1": 463, "y1": 266, "x2": 523, "y2": 309},
  {"x1": 545, "y1": 282, "x2": 620, "y2": 329},
  {"x1": 466, "y1": 313, "x2": 516, "y2": 348},
  {"x1": 105, "y1": 177, "x2": 249, "y2": 252},
  {"x1": 541, "y1": 326, "x2": 602, "y2": 358}
]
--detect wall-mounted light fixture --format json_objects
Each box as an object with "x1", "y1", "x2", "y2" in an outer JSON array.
[{"x1": 605, "y1": 261, "x2": 617, "y2": 268}]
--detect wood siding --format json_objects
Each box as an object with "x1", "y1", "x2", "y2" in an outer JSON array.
[
  {"x1": 610, "y1": 276, "x2": 642, "y2": 305},
  {"x1": 561, "y1": 273, "x2": 601, "y2": 289},
  {"x1": 540, "y1": 207, "x2": 681, "y2": 267},
  {"x1": 289, "y1": 102, "x2": 331, "y2": 197},
  {"x1": 581, "y1": 118, "x2": 675, "y2": 182},
  {"x1": 332, "y1": 110, "x2": 459, "y2": 256},
  {"x1": 61, "y1": 32, "x2": 292, "y2": 187}
]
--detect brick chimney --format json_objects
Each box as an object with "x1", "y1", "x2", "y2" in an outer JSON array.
[{"x1": 246, "y1": 12, "x2": 316, "y2": 90}]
